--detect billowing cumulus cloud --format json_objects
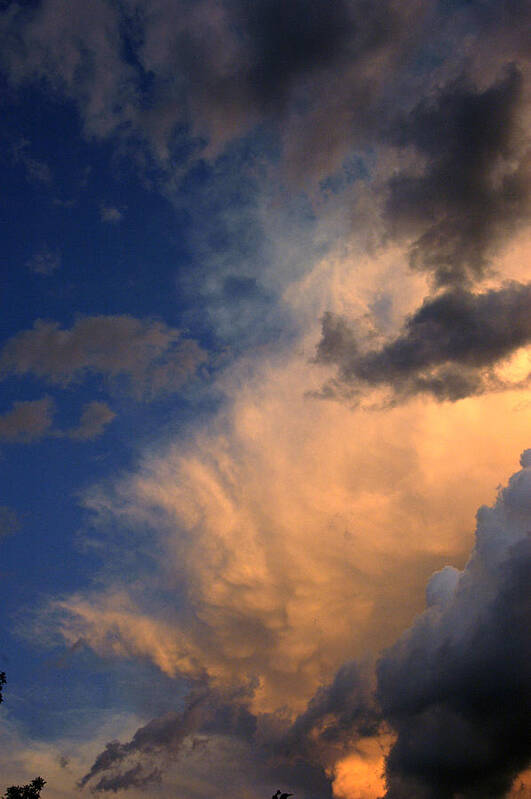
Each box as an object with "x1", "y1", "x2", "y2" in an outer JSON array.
[
  {"x1": 377, "y1": 450, "x2": 531, "y2": 797},
  {"x1": 316, "y1": 282, "x2": 531, "y2": 403},
  {"x1": 0, "y1": 315, "x2": 206, "y2": 400},
  {"x1": 38, "y1": 335, "x2": 529, "y2": 780},
  {"x1": 1, "y1": 2, "x2": 530, "y2": 797},
  {"x1": 69, "y1": 452, "x2": 531, "y2": 797}
]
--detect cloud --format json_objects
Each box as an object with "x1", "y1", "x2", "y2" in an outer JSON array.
[
  {"x1": 0, "y1": 397, "x2": 55, "y2": 442},
  {"x1": 316, "y1": 282, "x2": 531, "y2": 403},
  {"x1": 0, "y1": 0, "x2": 417, "y2": 174},
  {"x1": 78, "y1": 694, "x2": 206, "y2": 791},
  {"x1": 384, "y1": 67, "x2": 531, "y2": 286},
  {"x1": 376, "y1": 449, "x2": 531, "y2": 798},
  {"x1": 46, "y1": 343, "x2": 531, "y2": 716},
  {"x1": 67, "y1": 401, "x2": 116, "y2": 441},
  {"x1": 0, "y1": 316, "x2": 206, "y2": 400},
  {"x1": 26, "y1": 245, "x2": 61, "y2": 275},
  {"x1": 72, "y1": 440, "x2": 531, "y2": 797},
  {"x1": 78, "y1": 680, "x2": 341, "y2": 795},
  {"x1": 282, "y1": 660, "x2": 380, "y2": 767},
  {"x1": 12, "y1": 138, "x2": 53, "y2": 184},
  {"x1": 100, "y1": 205, "x2": 124, "y2": 223},
  {"x1": 31, "y1": 319, "x2": 530, "y2": 795},
  {"x1": 0, "y1": 0, "x2": 136, "y2": 139}
]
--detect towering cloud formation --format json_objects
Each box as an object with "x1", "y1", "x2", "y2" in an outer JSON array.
[
  {"x1": 0, "y1": 2, "x2": 529, "y2": 797},
  {"x1": 77, "y1": 452, "x2": 531, "y2": 797},
  {"x1": 378, "y1": 450, "x2": 531, "y2": 797}
]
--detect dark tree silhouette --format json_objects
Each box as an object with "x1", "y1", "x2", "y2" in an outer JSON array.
[
  {"x1": 2, "y1": 778, "x2": 46, "y2": 799},
  {"x1": 0, "y1": 672, "x2": 6, "y2": 703}
]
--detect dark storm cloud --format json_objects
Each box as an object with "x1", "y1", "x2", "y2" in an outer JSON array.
[
  {"x1": 78, "y1": 691, "x2": 208, "y2": 790},
  {"x1": 80, "y1": 680, "x2": 338, "y2": 795},
  {"x1": 377, "y1": 450, "x2": 531, "y2": 798},
  {"x1": 316, "y1": 282, "x2": 531, "y2": 402},
  {"x1": 90, "y1": 764, "x2": 162, "y2": 794},
  {"x1": 282, "y1": 661, "x2": 379, "y2": 764},
  {"x1": 385, "y1": 66, "x2": 531, "y2": 286},
  {"x1": 237, "y1": 0, "x2": 399, "y2": 110},
  {"x1": 0, "y1": 0, "x2": 413, "y2": 174}
]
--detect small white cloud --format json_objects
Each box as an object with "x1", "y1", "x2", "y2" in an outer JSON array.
[
  {"x1": 12, "y1": 139, "x2": 52, "y2": 184},
  {"x1": 68, "y1": 401, "x2": 116, "y2": 441},
  {"x1": 100, "y1": 206, "x2": 124, "y2": 223},
  {"x1": 27, "y1": 245, "x2": 61, "y2": 275}
]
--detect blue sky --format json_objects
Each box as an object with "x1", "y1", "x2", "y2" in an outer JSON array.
[{"x1": 0, "y1": 1, "x2": 530, "y2": 797}]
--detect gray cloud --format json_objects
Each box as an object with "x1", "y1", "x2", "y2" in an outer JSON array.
[
  {"x1": 385, "y1": 66, "x2": 531, "y2": 286},
  {"x1": 316, "y1": 282, "x2": 531, "y2": 403},
  {"x1": 12, "y1": 138, "x2": 53, "y2": 184},
  {"x1": 78, "y1": 691, "x2": 207, "y2": 791},
  {"x1": 67, "y1": 401, "x2": 116, "y2": 441},
  {"x1": 377, "y1": 449, "x2": 531, "y2": 798},
  {"x1": 235, "y1": 0, "x2": 400, "y2": 111},
  {"x1": 100, "y1": 205, "x2": 124, "y2": 223},
  {"x1": 26, "y1": 244, "x2": 61, "y2": 275},
  {"x1": 0, "y1": 396, "x2": 55, "y2": 442},
  {"x1": 0, "y1": 316, "x2": 206, "y2": 400},
  {"x1": 79, "y1": 682, "x2": 335, "y2": 796},
  {"x1": 0, "y1": 0, "x2": 415, "y2": 174}
]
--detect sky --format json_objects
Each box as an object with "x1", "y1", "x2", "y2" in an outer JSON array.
[{"x1": 0, "y1": 1, "x2": 530, "y2": 797}]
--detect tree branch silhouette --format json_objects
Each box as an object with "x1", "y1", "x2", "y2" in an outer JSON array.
[{"x1": 0, "y1": 674, "x2": 46, "y2": 799}]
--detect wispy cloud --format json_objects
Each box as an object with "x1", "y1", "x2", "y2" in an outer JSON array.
[
  {"x1": 12, "y1": 138, "x2": 52, "y2": 184},
  {"x1": 26, "y1": 244, "x2": 61, "y2": 275},
  {"x1": 100, "y1": 205, "x2": 124, "y2": 223}
]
